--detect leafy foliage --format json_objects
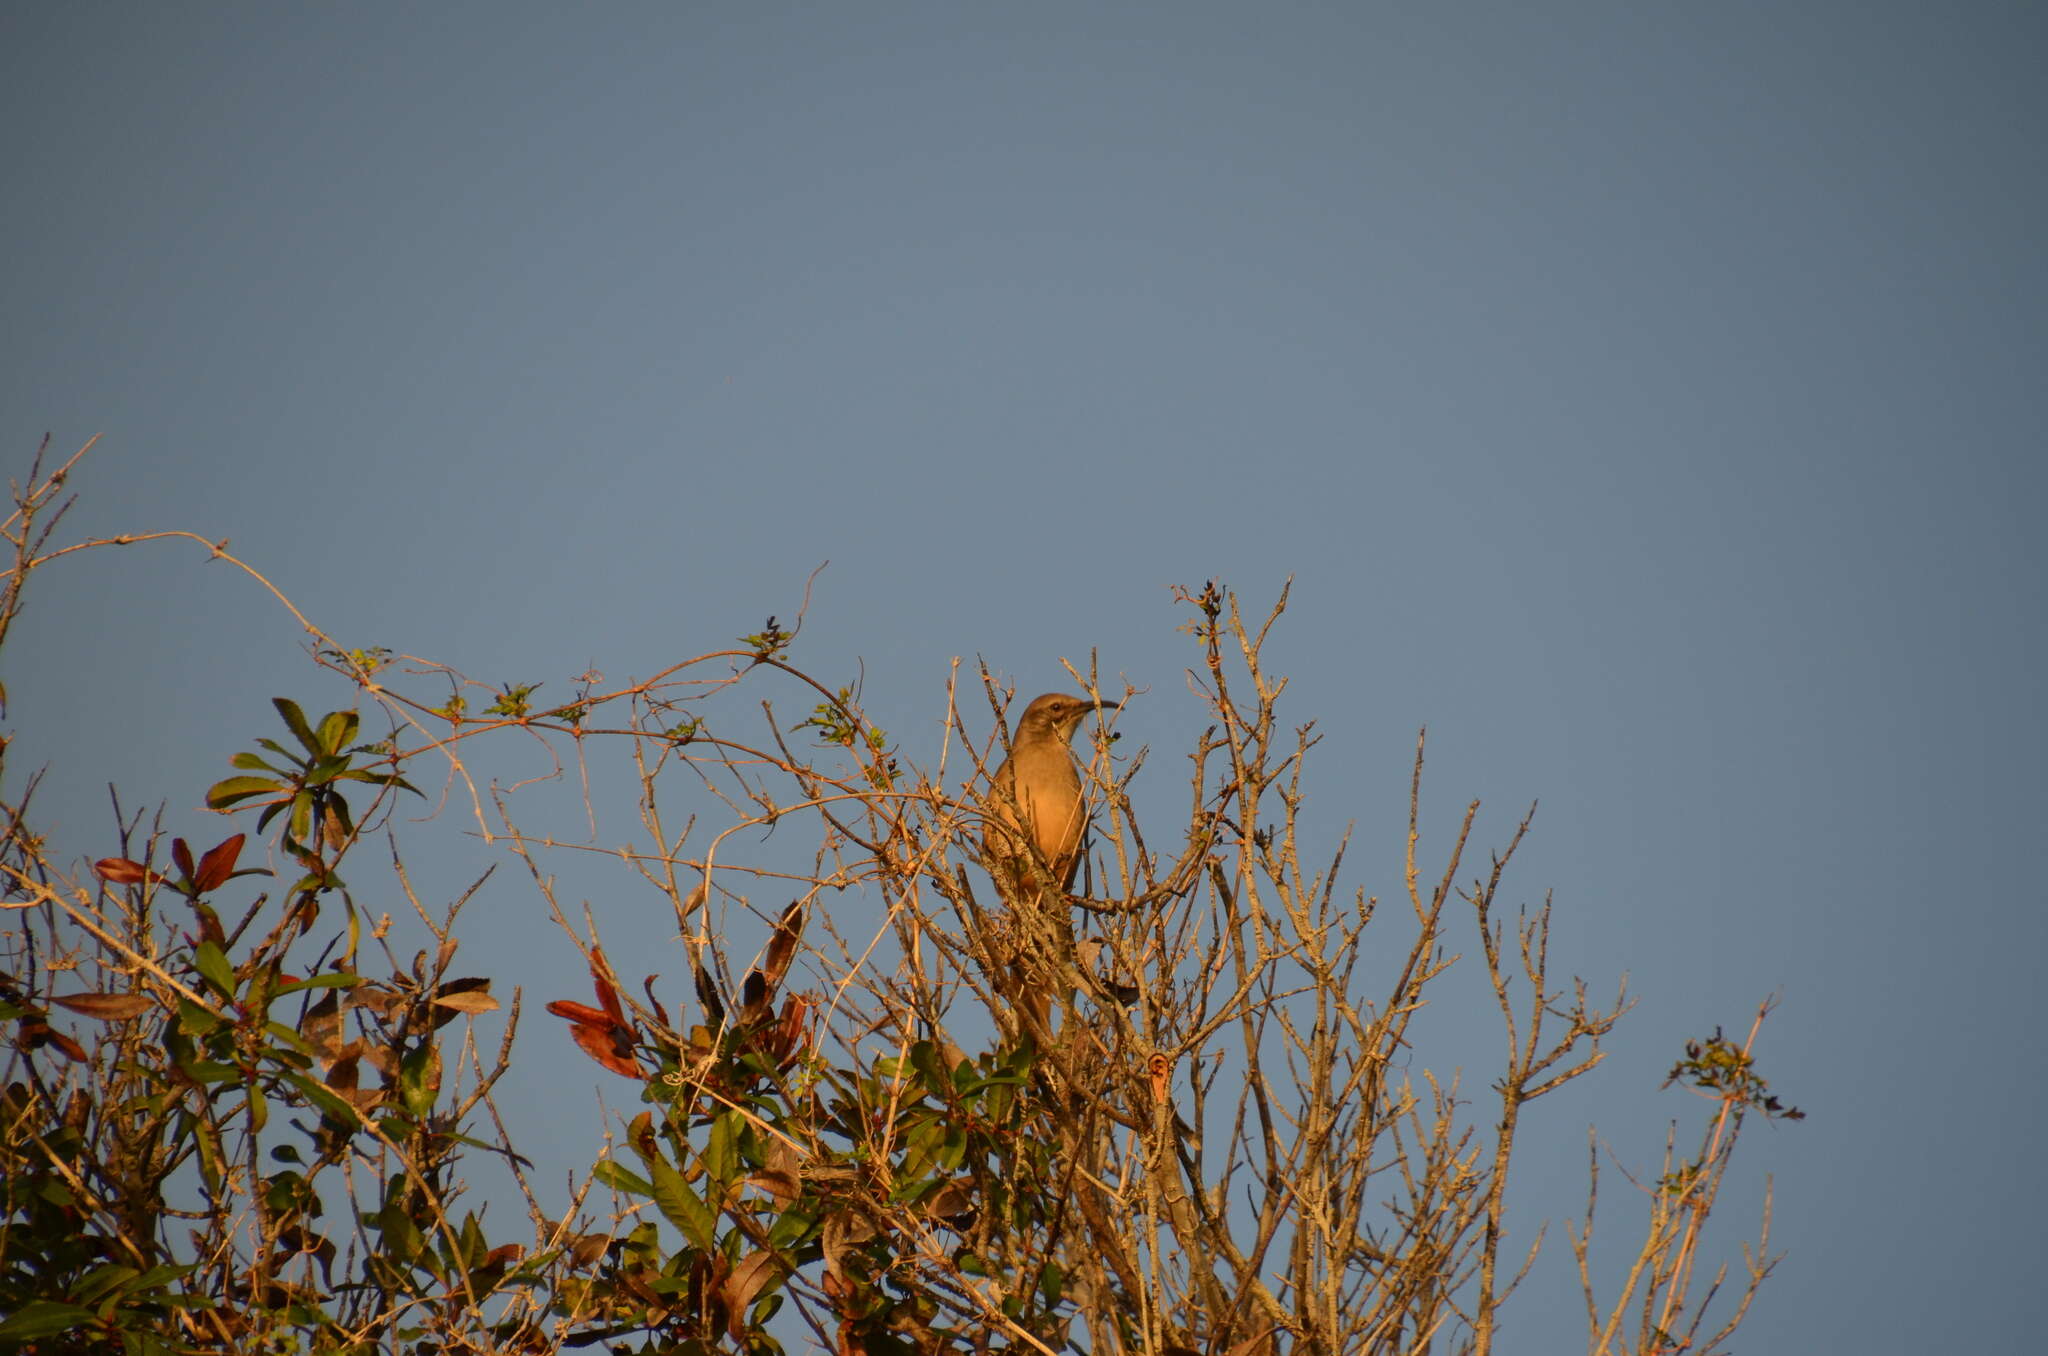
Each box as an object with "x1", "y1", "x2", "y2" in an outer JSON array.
[
  {"x1": 204, "y1": 698, "x2": 419, "y2": 895},
  {"x1": 0, "y1": 440, "x2": 1800, "y2": 1355}
]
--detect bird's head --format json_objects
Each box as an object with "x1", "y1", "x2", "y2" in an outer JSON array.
[{"x1": 1015, "y1": 692, "x2": 1119, "y2": 745}]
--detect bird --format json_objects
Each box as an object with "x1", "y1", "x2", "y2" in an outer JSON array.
[
  {"x1": 982, "y1": 691, "x2": 1118, "y2": 1036},
  {"x1": 983, "y1": 692, "x2": 1118, "y2": 904}
]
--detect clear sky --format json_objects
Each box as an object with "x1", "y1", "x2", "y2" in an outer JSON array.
[{"x1": 5, "y1": 3, "x2": 2042, "y2": 1349}]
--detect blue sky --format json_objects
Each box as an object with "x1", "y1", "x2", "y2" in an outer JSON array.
[{"x1": 4, "y1": 3, "x2": 2042, "y2": 1349}]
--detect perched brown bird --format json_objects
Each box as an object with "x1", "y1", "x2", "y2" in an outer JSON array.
[
  {"x1": 984, "y1": 692, "x2": 1118, "y2": 902},
  {"x1": 982, "y1": 691, "x2": 1118, "y2": 1036}
]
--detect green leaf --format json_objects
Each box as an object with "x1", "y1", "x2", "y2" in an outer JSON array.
[
  {"x1": 437, "y1": 1130, "x2": 500, "y2": 1153},
  {"x1": 287, "y1": 870, "x2": 338, "y2": 897},
  {"x1": 647, "y1": 1153, "x2": 716, "y2": 1250},
  {"x1": 178, "y1": 995, "x2": 224, "y2": 1036},
  {"x1": 274, "y1": 697, "x2": 321, "y2": 757},
  {"x1": 0, "y1": 1301, "x2": 94, "y2": 1339},
  {"x1": 590, "y1": 1158, "x2": 654, "y2": 1198},
  {"x1": 898, "y1": 1119, "x2": 964, "y2": 1186},
  {"x1": 379, "y1": 1199, "x2": 423, "y2": 1263},
  {"x1": 282, "y1": 1072, "x2": 361, "y2": 1129},
  {"x1": 451, "y1": 1211, "x2": 487, "y2": 1269},
  {"x1": 206, "y1": 775, "x2": 285, "y2": 810},
  {"x1": 34, "y1": 1176, "x2": 79, "y2": 1209},
  {"x1": 127, "y1": 1262, "x2": 198, "y2": 1292},
  {"x1": 264, "y1": 1171, "x2": 306, "y2": 1217},
  {"x1": 704, "y1": 1109, "x2": 743, "y2": 1196},
  {"x1": 262, "y1": 1021, "x2": 314, "y2": 1055},
  {"x1": 193, "y1": 941, "x2": 235, "y2": 1000},
  {"x1": 194, "y1": 1119, "x2": 225, "y2": 1192},
  {"x1": 303, "y1": 755, "x2": 353, "y2": 788},
  {"x1": 908, "y1": 1040, "x2": 949, "y2": 1097},
  {"x1": 336, "y1": 767, "x2": 422, "y2": 798},
  {"x1": 767, "y1": 1202, "x2": 820, "y2": 1251},
  {"x1": 73, "y1": 1261, "x2": 141, "y2": 1304},
  {"x1": 179, "y1": 1059, "x2": 240, "y2": 1085},
  {"x1": 230, "y1": 751, "x2": 287, "y2": 773},
  {"x1": 1038, "y1": 1260, "x2": 1064, "y2": 1305},
  {"x1": 275, "y1": 971, "x2": 362, "y2": 996},
  {"x1": 316, "y1": 709, "x2": 359, "y2": 756},
  {"x1": 399, "y1": 1045, "x2": 439, "y2": 1118}
]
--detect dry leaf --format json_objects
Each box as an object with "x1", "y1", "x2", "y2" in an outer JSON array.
[
  {"x1": 430, "y1": 989, "x2": 500, "y2": 1015},
  {"x1": 51, "y1": 992, "x2": 153, "y2": 1021}
]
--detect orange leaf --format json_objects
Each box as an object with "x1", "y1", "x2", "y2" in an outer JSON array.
[
  {"x1": 567, "y1": 1020, "x2": 644, "y2": 1079},
  {"x1": 546, "y1": 999, "x2": 615, "y2": 1029},
  {"x1": 590, "y1": 948, "x2": 626, "y2": 1026}
]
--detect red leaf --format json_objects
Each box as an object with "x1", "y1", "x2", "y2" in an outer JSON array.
[
  {"x1": 567, "y1": 1019, "x2": 644, "y2": 1079},
  {"x1": 171, "y1": 838, "x2": 196, "y2": 882},
  {"x1": 193, "y1": 834, "x2": 245, "y2": 892},
  {"x1": 94, "y1": 857, "x2": 152, "y2": 885}
]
